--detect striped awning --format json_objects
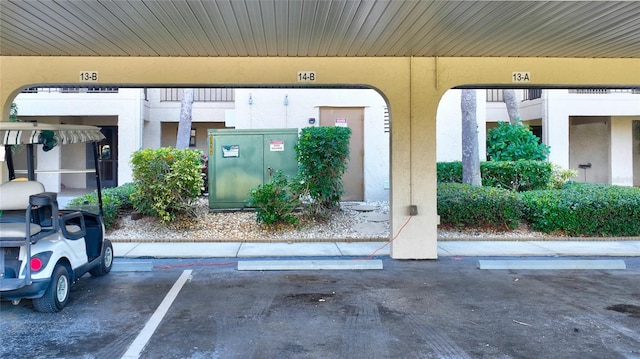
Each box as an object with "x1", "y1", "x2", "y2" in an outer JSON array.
[{"x1": 0, "y1": 122, "x2": 105, "y2": 145}]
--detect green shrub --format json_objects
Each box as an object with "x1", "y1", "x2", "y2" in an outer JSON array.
[
  {"x1": 437, "y1": 161, "x2": 552, "y2": 191},
  {"x1": 551, "y1": 164, "x2": 578, "y2": 189},
  {"x1": 437, "y1": 161, "x2": 463, "y2": 183},
  {"x1": 130, "y1": 147, "x2": 204, "y2": 223},
  {"x1": 295, "y1": 126, "x2": 351, "y2": 219},
  {"x1": 68, "y1": 183, "x2": 135, "y2": 229},
  {"x1": 487, "y1": 122, "x2": 550, "y2": 161},
  {"x1": 247, "y1": 171, "x2": 301, "y2": 226},
  {"x1": 522, "y1": 183, "x2": 640, "y2": 236},
  {"x1": 10, "y1": 103, "x2": 18, "y2": 122},
  {"x1": 481, "y1": 160, "x2": 552, "y2": 192},
  {"x1": 438, "y1": 183, "x2": 524, "y2": 230}
]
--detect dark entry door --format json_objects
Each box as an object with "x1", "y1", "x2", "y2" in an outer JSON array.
[{"x1": 87, "y1": 126, "x2": 118, "y2": 188}]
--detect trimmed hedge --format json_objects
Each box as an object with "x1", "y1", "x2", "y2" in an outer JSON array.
[
  {"x1": 436, "y1": 162, "x2": 463, "y2": 183},
  {"x1": 521, "y1": 182, "x2": 640, "y2": 236},
  {"x1": 438, "y1": 183, "x2": 524, "y2": 230},
  {"x1": 68, "y1": 183, "x2": 135, "y2": 230},
  {"x1": 437, "y1": 161, "x2": 553, "y2": 191},
  {"x1": 482, "y1": 160, "x2": 552, "y2": 192}
]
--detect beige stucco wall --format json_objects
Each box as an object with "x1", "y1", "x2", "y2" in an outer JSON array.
[
  {"x1": 233, "y1": 88, "x2": 391, "y2": 201},
  {"x1": 569, "y1": 117, "x2": 610, "y2": 184},
  {"x1": 1, "y1": 56, "x2": 639, "y2": 259},
  {"x1": 160, "y1": 122, "x2": 226, "y2": 153}
]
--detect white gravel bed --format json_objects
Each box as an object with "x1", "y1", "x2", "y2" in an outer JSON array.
[
  {"x1": 107, "y1": 200, "x2": 391, "y2": 242},
  {"x1": 108, "y1": 198, "x2": 624, "y2": 242}
]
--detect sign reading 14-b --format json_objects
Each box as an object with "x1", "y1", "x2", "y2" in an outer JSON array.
[{"x1": 297, "y1": 71, "x2": 316, "y2": 82}]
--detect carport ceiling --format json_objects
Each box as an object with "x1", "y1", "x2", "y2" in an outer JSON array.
[{"x1": 1, "y1": 0, "x2": 639, "y2": 58}]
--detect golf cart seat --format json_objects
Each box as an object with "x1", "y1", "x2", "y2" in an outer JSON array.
[
  {"x1": 0, "y1": 180, "x2": 45, "y2": 214},
  {"x1": 0, "y1": 180, "x2": 87, "y2": 245},
  {"x1": 0, "y1": 181, "x2": 50, "y2": 244}
]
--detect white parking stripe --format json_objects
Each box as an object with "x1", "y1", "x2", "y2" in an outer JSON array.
[{"x1": 121, "y1": 270, "x2": 193, "y2": 359}]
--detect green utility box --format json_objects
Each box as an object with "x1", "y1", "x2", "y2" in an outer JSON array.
[{"x1": 208, "y1": 128, "x2": 299, "y2": 209}]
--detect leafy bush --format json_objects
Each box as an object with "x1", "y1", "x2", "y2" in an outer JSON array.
[
  {"x1": 130, "y1": 147, "x2": 204, "y2": 223},
  {"x1": 68, "y1": 183, "x2": 135, "y2": 229},
  {"x1": 487, "y1": 122, "x2": 550, "y2": 161},
  {"x1": 437, "y1": 161, "x2": 552, "y2": 191},
  {"x1": 522, "y1": 183, "x2": 640, "y2": 236},
  {"x1": 438, "y1": 183, "x2": 524, "y2": 230},
  {"x1": 437, "y1": 162, "x2": 463, "y2": 183},
  {"x1": 10, "y1": 103, "x2": 18, "y2": 121},
  {"x1": 481, "y1": 160, "x2": 552, "y2": 192},
  {"x1": 247, "y1": 171, "x2": 301, "y2": 226},
  {"x1": 295, "y1": 126, "x2": 351, "y2": 219},
  {"x1": 551, "y1": 164, "x2": 578, "y2": 189}
]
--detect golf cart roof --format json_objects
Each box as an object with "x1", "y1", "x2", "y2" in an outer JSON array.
[{"x1": 0, "y1": 122, "x2": 105, "y2": 145}]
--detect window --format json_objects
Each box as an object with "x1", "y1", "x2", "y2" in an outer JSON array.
[
  {"x1": 160, "y1": 88, "x2": 235, "y2": 102},
  {"x1": 523, "y1": 89, "x2": 542, "y2": 101},
  {"x1": 486, "y1": 89, "x2": 504, "y2": 102},
  {"x1": 190, "y1": 129, "x2": 196, "y2": 147}
]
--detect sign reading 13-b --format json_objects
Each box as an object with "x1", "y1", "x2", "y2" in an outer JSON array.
[
  {"x1": 297, "y1": 71, "x2": 316, "y2": 83},
  {"x1": 80, "y1": 71, "x2": 99, "y2": 82}
]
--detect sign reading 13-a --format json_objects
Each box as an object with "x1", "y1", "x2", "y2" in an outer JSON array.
[{"x1": 512, "y1": 72, "x2": 531, "y2": 83}]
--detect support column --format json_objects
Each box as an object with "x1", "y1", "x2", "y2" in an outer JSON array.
[
  {"x1": 390, "y1": 57, "x2": 440, "y2": 259},
  {"x1": 544, "y1": 92, "x2": 570, "y2": 168},
  {"x1": 610, "y1": 116, "x2": 634, "y2": 186}
]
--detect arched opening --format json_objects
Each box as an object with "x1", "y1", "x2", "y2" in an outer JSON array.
[
  {"x1": 435, "y1": 86, "x2": 640, "y2": 237},
  {"x1": 9, "y1": 85, "x2": 393, "y2": 241}
]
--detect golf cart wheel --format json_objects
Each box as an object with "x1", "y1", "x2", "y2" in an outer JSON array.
[
  {"x1": 33, "y1": 264, "x2": 71, "y2": 313},
  {"x1": 89, "y1": 239, "x2": 113, "y2": 277}
]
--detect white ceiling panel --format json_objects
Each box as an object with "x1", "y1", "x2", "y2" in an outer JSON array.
[{"x1": 1, "y1": 0, "x2": 638, "y2": 58}]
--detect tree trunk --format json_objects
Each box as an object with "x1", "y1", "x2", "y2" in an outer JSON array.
[
  {"x1": 503, "y1": 89, "x2": 521, "y2": 125},
  {"x1": 176, "y1": 88, "x2": 194, "y2": 149},
  {"x1": 461, "y1": 89, "x2": 482, "y2": 186}
]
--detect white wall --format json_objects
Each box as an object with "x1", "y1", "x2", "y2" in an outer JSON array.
[
  {"x1": 610, "y1": 116, "x2": 634, "y2": 186},
  {"x1": 436, "y1": 89, "x2": 487, "y2": 162},
  {"x1": 234, "y1": 88, "x2": 390, "y2": 201},
  {"x1": 545, "y1": 90, "x2": 640, "y2": 170},
  {"x1": 14, "y1": 88, "x2": 144, "y2": 187}
]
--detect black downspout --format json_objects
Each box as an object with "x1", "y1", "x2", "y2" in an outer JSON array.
[
  {"x1": 92, "y1": 142, "x2": 104, "y2": 217},
  {"x1": 4, "y1": 145, "x2": 15, "y2": 180},
  {"x1": 26, "y1": 144, "x2": 35, "y2": 181}
]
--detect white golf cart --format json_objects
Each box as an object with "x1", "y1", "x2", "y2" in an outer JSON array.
[{"x1": 0, "y1": 122, "x2": 113, "y2": 312}]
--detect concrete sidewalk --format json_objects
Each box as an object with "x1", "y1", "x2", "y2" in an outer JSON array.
[{"x1": 113, "y1": 240, "x2": 640, "y2": 258}]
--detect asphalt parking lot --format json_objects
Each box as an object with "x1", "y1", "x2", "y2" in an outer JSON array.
[{"x1": 2, "y1": 256, "x2": 639, "y2": 359}]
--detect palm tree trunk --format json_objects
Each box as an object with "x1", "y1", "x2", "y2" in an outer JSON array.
[
  {"x1": 176, "y1": 89, "x2": 194, "y2": 149},
  {"x1": 503, "y1": 89, "x2": 521, "y2": 125},
  {"x1": 461, "y1": 89, "x2": 482, "y2": 186}
]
